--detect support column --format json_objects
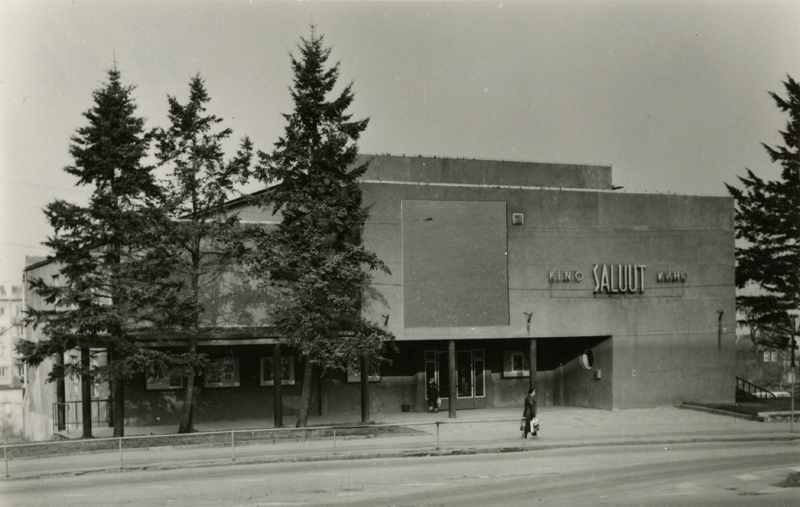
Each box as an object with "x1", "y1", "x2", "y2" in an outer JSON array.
[
  {"x1": 273, "y1": 343, "x2": 283, "y2": 428},
  {"x1": 361, "y1": 355, "x2": 370, "y2": 422},
  {"x1": 529, "y1": 338, "x2": 538, "y2": 392},
  {"x1": 80, "y1": 347, "x2": 92, "y2": 438},
  {"x1": 448, "y1": 340, "x2": 457, "y2": 419}
]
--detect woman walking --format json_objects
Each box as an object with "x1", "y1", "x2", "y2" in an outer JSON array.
[{"x1": 523, "y1": 387, "x2": 537, "y2": 438}]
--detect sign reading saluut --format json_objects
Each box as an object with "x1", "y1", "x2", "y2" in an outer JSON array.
[
  {"x1": 593, "y1": 264, "x2": 646, "y2": 294},
  {"x1": 548, "y1": 265, "x2": 690, "y2": 295}
]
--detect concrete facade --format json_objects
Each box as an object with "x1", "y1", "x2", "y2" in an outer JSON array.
[
  {"x1": 355, "y1": 156, "x2": 736, "y2": 411},
  {"x1": 21, "y1": 155, "x2": 736, "y2": 436}
]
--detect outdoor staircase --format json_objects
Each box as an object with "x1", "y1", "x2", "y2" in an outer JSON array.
[{"x1": 736, "y1": 376, "x2": 776, "y2": 400}]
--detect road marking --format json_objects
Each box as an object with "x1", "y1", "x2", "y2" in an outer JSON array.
[
  {"x1": 400, "y1": 483, "x2": 448, "y2": 486},
  {"x1": 669, "y1": 482, "x2": 705, "y2": 495},
  {"x1": 256, "y1": 503, "x2": 310, "y2": 506}
]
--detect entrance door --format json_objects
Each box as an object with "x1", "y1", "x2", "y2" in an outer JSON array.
[
  {"x1": 456, "y1": 350, "x2": 475, "y2": 409},
  {"x1": 426, "y1": 348, "x2": 486, "y2": 410}
]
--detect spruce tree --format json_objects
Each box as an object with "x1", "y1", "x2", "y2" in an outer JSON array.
[
  {"x1": 21, "y1": 66, "x2": 167, "y2": 437},
  {"x1": 726, "y1": 76, "x2": 800, "y2": 348},
  {"x1": 248, "y1": 28, "x2": 393, "y2": 427},
  {"x1": 153, "y1": 74, "x2": 253, "y2": 434}
]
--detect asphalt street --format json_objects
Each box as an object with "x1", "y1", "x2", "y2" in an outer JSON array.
[{"x1": 2, "y1": 440, "x2": 798, "y2": 507}]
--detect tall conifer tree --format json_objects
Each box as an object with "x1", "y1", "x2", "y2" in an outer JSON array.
[
  {"x1": 248, "y1": 28, "x2": 393, "y2": 427},
  {"x1": 21, "y1": 66, "x2": 167, "y2": 437},
  {"x1": 153, "y1": 74, "x2": 253, "y2": 434},
  {"x1": 727, "y1": 76, "x2": 800, "y2": 346}
]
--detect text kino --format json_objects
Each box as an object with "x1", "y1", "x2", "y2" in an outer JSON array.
[{"x1": 593, "y1": 264, "x2": 646, "y2": 294}]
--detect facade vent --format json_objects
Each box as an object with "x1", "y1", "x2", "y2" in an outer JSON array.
[{"x1": 512, "y1": 213, "x2": 524, "y2": 225}]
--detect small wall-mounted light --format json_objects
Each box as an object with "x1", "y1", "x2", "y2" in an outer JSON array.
[
  {"x1": 382, "y1": 314, "x2": 390, "y2": 326},
  {"x1": 594, "y1": 369, "x2": 602, "y2": 380},
  {"x1": 580, "y1": 349, "x2": 594, "y2": 370},
  {"x1": 524, "y1": 312, "x2": 533, "y2": 324}
]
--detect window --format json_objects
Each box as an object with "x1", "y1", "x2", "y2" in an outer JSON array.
[
  {"x1": 772, "y1": 352, "x2": 778, "y2": 362},
  {"x1": 147, "y1": 367, "x2": 184, "y2": 390},
  {"x1": 205, "y1": 358, "x2": 240, "y2": 388},
  {"x1": 0, "y1": 366, "x2": 7, "y2": 377},
  {"x1": 764, "y1": 351, "x2": 771, "y2": 362},
  {"x1": 503, "y1": 351, "x2": 530, "y2": 378},
  {"x1": 260, "y1": 356, "x2": 296, "y2": 386},
  {"x1": 346, "y1": 361, "x2": 381, "y2": 383}
]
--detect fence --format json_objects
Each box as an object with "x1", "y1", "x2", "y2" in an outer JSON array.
[
  {"x1": 3, "y1": 418, "x2": 520, "y2": 479},
  {"x1": 52, "y1": 399, "x2": 112, "y2": 432}
]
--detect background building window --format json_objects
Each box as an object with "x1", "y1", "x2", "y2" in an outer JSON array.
[
  {"x1": 260, "y1": 356, "x2": 296, "y2": 386},
  {"x1": 346, "y1": 361, "x2": 381, "y2": 383},
  {"x1": 503, "y1": 351, "x2": 530, "y2": 378},
  {"x1": 146, "y1": 367, "x2": 184, "y2": 390},
  {"x1": 205, "y1": 358, "x2": 240, "y2": 388}
]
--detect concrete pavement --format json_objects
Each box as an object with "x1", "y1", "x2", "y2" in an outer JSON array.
[{"x1": 5, "y1": 405, "x2": 799, "y2": 480}]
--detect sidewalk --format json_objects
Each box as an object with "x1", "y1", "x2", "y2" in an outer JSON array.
[{"x1": 6, "y1": 405, "x2": 799, "y2": 480}]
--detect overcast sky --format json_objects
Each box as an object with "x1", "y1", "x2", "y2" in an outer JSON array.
[{"x1": 2, "y1": 0, "x2": 799, "y2": 284}]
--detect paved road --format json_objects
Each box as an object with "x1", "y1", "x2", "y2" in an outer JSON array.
[{"x1": 2, "y1": 440, "x2": 797, "y2": 506}]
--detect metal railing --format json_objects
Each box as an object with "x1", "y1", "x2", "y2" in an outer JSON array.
[
  {"x1": 736, "y1": 377, "x2": 776, "y2": 399},
  {"x1": 3, "y1": 418, "x2": 521, "y2": 479},
  {"x1": 52, "y1": 399, "x2": 112, "y2": 432}
]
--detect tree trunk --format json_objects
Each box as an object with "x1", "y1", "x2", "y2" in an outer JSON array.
[
  {"x1": 81, "y1": 347, "x2": 93, "y2": 438},
  {"x1": 178, "y1": 366, "x2": 196, "y2": 434},
  {"x1": 55, "y1": 351, "x2": 66, "y2": 431},
  {"x1": 295, "y1": 359, "x2": 313, "y2": 428},
  {"x1": 360, "y1": 355, "x2": 370, "y2": 423},
  {"x1": 273, "y1": 343, "x2": 283, "y2": 428},
  {"x1": 113, "y1": 367, "x2": 125, "y2": 437}
]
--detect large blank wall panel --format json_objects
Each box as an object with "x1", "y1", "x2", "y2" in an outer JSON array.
[{"x1": 402, "y1": 200, "x2": 509, "y2": 327}]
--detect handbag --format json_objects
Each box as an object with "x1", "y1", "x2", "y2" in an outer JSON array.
[{"x1": 531, "y1": 417, "x2": 540, "y2": 433}]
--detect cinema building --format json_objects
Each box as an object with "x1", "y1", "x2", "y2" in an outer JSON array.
[{"x1": 22, "y1": 155, "x2": 736, "y2": 437}]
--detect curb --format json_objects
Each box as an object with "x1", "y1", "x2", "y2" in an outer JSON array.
[
  {"x1": 4, "y1": 432, "x2": 799, "y2": 482},
  {"x1": 676, "y1": 403, "x2": 761, "y2": 421}
]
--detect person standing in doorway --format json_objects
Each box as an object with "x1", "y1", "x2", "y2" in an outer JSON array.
[
  {"x1": 427, "y1": 378, "x2": 440, "y2": 413},
  {"x1": 523, "y1": 387, "x2": 537, "y2": 438}
]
